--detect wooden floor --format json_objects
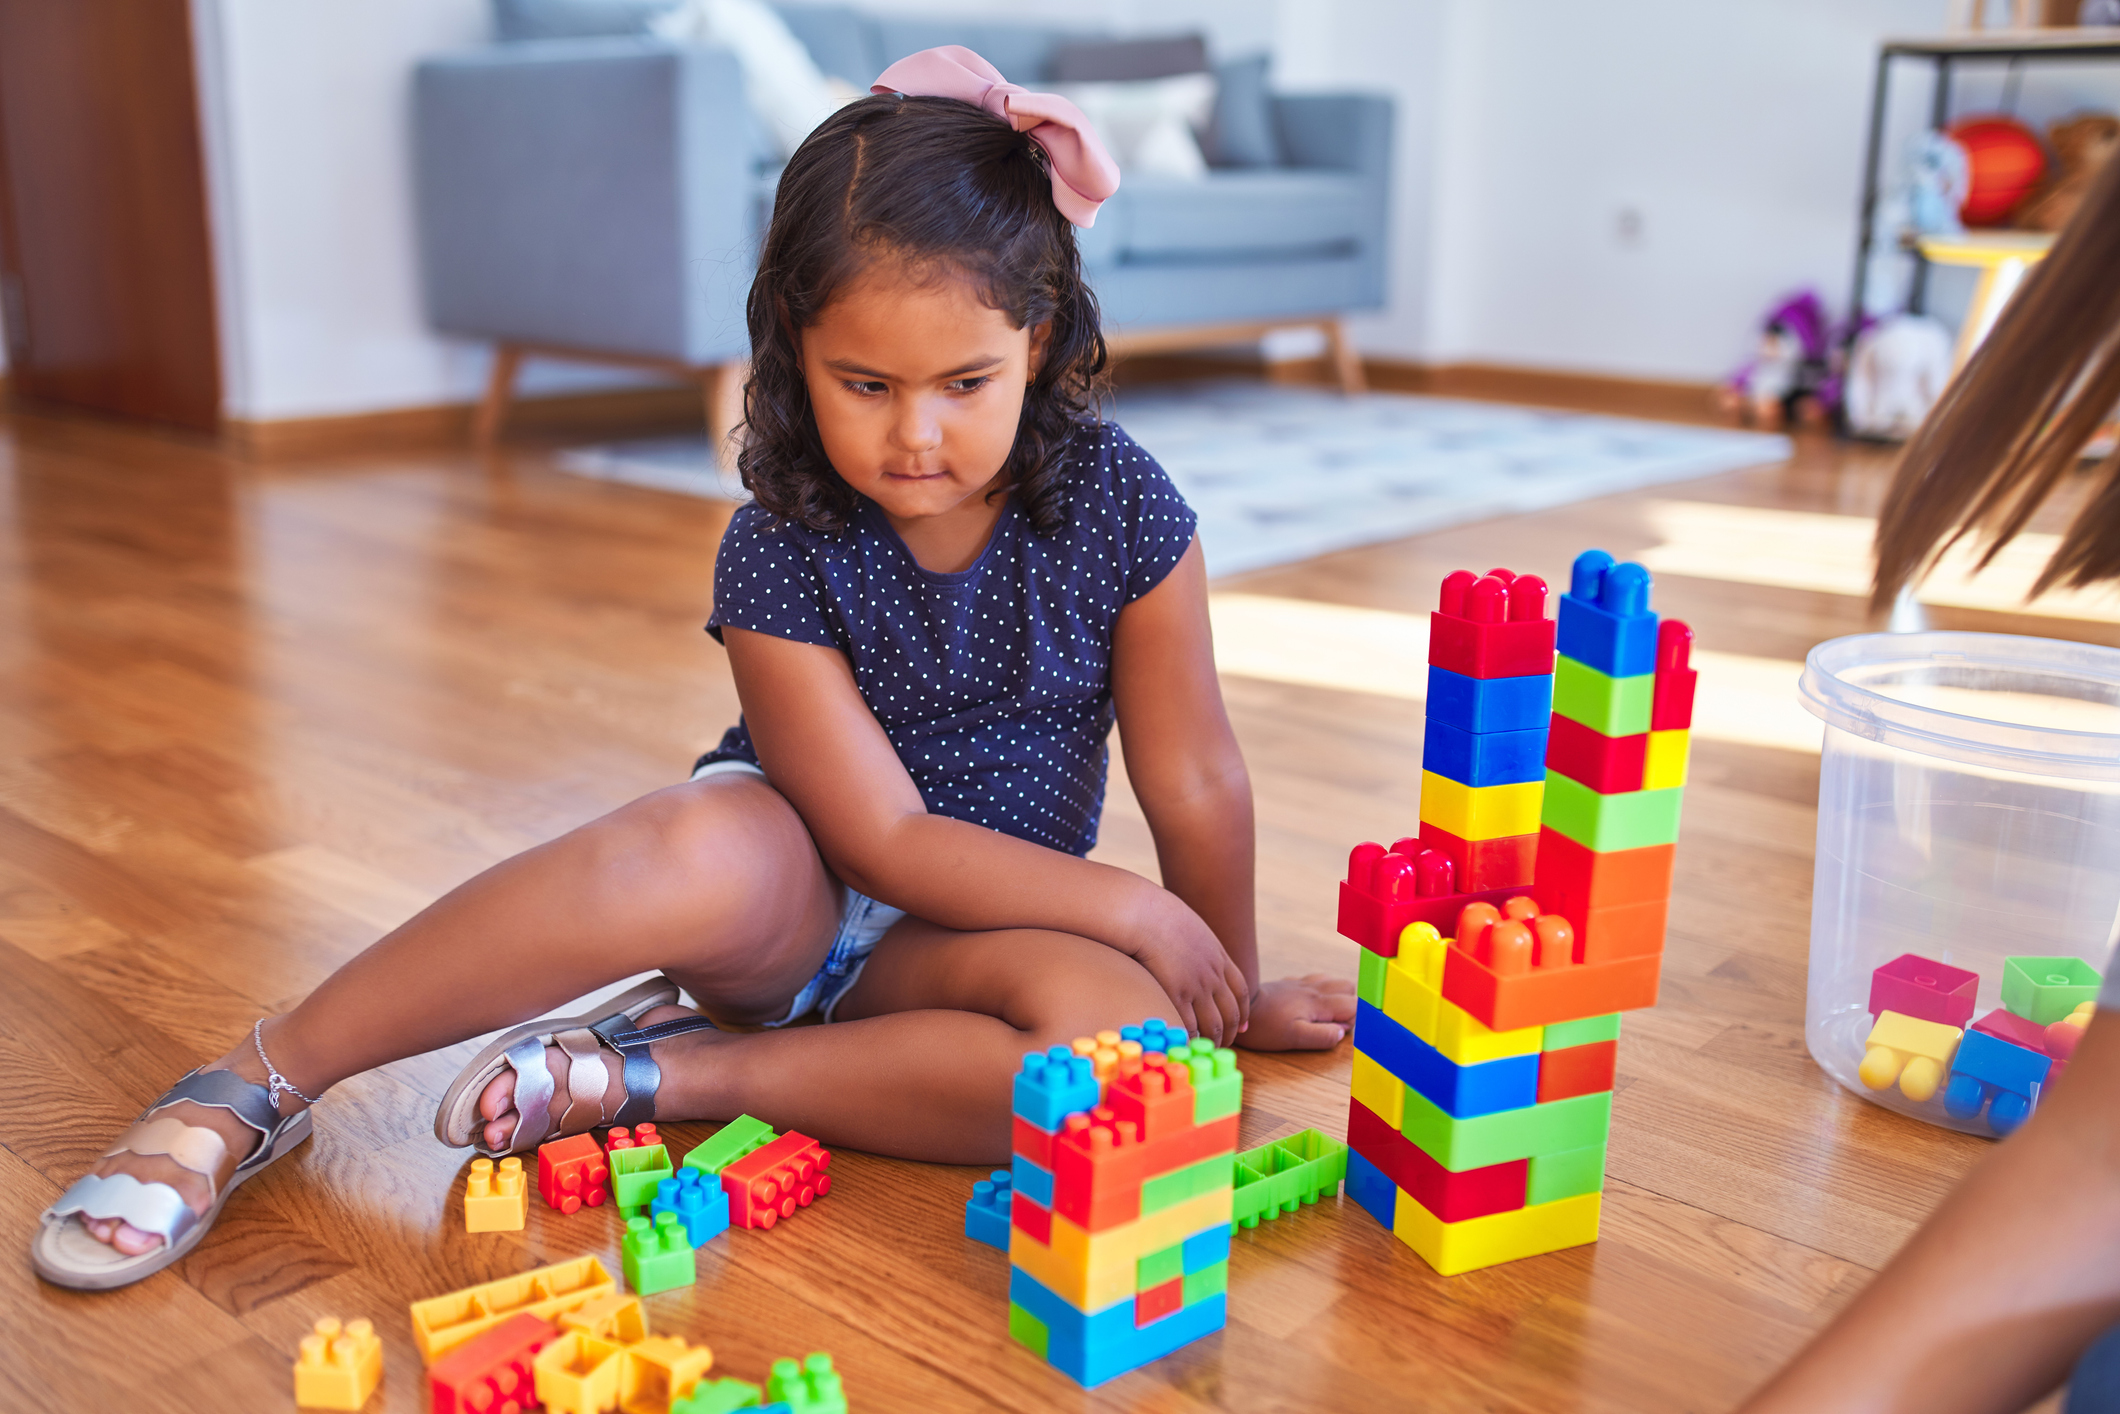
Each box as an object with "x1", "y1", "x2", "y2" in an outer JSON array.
[{"x1": 2, "y1": 394, "x2": 2106, "y2": 1413}]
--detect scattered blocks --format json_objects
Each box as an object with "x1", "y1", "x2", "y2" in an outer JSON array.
[
  {"x1": 558, "y1": 1294, "x2": 648, "y2": 1345},
  {"x1": 429, "y1": 1313, "x2": 553, "y2": 1414},
  {"x1": 606, "y1": 1122, "x2": 660, "y2": 1156},
  {"x1": 1869, "y1": 953, "x2": 1980, "y2": 1028},
  {"x1": 622, "y1": 1212, "x2": 696, "y2": 1296},
  {"x1": 464, "y1": 1156, "x2": 529, "y2": 1233},
  {"x1": 622, "y1": 1335, "x2": 715, "y2": 1414},
  {"x1": 672, "y1": 1378, "x2": 764, "y2": 1414},
  {"x1": 720, "y1": 1131, "x2": 832, "y2": 1230},
  {"x1": 682, "y1": 1114, "x2": 777, "y2": 1178},
  {"x1": 1859, "y1": 1010, "x2": 1963, "y2": 1102},
  {"x1": 651, "y1": 1168, "x2": 731, "y2": 1248},
  {"x1": 2002, "y1": 955, "x2": 2102, "y2": 1025},
  {"x1": 294, "y1": 1317, "x2": 384, "y2": 1411},
  {"x1": 1556, "y1": 551, "x2": 1657, "y2": 679},
  {"x1": 1427, "y1": 568, "x2": 1556, "y2": 679},
  {"x1": 967, "y1": 1170, "x2": 1013, "y2": 1250},
  {"x1": 765, "y1": 1353, "x2": 846, "y2": 1414},
  {"x1": 611, "y1": 1143, "x2": 675, "y2": 1218},
  {"x1": 410, "y1": 1255, "x2": 618, "y2": 1362},
  {"x1": 540, "y1": 1133, "x2": 612, "y2": 1214},
  {"x1": 534, "y1": 1329, "x2": 626, "y2": 1414}
]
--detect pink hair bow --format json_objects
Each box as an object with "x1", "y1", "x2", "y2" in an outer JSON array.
[{"x1": 872, "y1": 45, "x2": 1121, "y2": 228}]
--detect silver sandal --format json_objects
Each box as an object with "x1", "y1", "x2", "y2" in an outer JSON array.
[
  {"x1": 433, "y1": 976, "x2": 719, "y2": 1157},
  {"x1": 32, "y1": 1068, "x2": 313, "y2": 1290}
]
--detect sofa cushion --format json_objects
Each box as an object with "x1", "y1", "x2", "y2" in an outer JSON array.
[
  {"x1": 492, "y1": 0, "x2": 679, "y2": 40},
  {"x1": 871, "y1": 20, "x2": 1098, "y2": 84},
  {"x1": 1109, "y1": 170, "x2": 1367, "y2": 261},
  {"x1": 1204, "y1": 53, "x2": 1281, "y2": 168},
  {"x1": 1049, "y1": 34, "x2": 1206, "y2": 82},
  {"x1": 773, "y1": 3, "x2": 881, "y2": 83}
]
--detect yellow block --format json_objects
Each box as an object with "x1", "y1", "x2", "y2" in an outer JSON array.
[
  {"x1": 1418, "y1": 772, "x2": 1544, "y2": 840},
  {"x1": 1644, "y1": 729, "x2": 1690, "y2": 790},
  {"x1": 557, "y1": 1293, "x2": 648, "y2": 1345},
  {"x1": 1860, "y1": 1010, "x2": 1962, "y2": 1103},
  {"x1": 410, "y1": 1255, "x2": 618, "y2": 1361},
  {"x1": 293, "y1": 1318, "x2": 382, "y2": 1411},
  {"x1": 464, "y1": 1156, "x2": 528, "y2": 1233},
  {"x1": 1350, "y1": 1047, "x2": 1404, "y2": 1129},
  {"x1": 1384, "y1": 929, "x2": 1542, "y2": 1065},
  {"x1": 621, "y1": 1334, "x2": 714, "y2": 1414},
  {"x1": 535, "y1": 1331, "x2": 625, "y2": 1414},
  {"x1": 1010, "y1": 1186, "x2": 1234, "y2": 1311},
  {"x1": 1393, "y1": 1190, "x2": 1602, "y2": 1276}
]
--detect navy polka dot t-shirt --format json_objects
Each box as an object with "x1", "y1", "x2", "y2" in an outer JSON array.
[{"x1": 700, "y1": 421, "x2": 1197, "y2": 857}]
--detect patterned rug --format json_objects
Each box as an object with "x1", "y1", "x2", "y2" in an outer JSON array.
[{"x1": 556, "y1": 382, "x2": 1789, "y2": 576}]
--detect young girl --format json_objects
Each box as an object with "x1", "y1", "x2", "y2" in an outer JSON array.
[{"x1": 31, "y1": 48, "x2": 1355, "y2": 1291}]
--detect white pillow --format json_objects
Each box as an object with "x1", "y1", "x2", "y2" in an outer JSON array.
[
  {"x1": 650, "y1": 0, "x2": 846, "y2": 159},
  {"x1": 1047, "y1": 73, "x2": 1216, "y2": 180}
]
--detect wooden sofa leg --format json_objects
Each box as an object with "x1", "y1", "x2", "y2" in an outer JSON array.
[
  {"x1": 1323, "y1": 318, "x2": 1367, "y2": 396},
  {"x1": 703, "y1": 361, "x2": 747, "y2": 468},
  {"x1": 474, "y1": 344, "x2": 523, "y2": 446}
]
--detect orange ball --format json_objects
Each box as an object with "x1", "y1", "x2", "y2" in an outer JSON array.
[{"x1": 1950, "y1": 115, "x2": 2046, "y2": 226}]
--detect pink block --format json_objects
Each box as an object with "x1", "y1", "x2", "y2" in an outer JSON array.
[
  {"x1": 1972, "y1": 1007, "x2": 2051, "y2": 1054},
  {"x1": 1868, "y1": 953, "x2": 1978, "y2": 1028}
]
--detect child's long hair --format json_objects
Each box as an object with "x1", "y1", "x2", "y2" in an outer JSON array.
[
  {"x1": 1871, "y1": 151, "x2": 2120, "y2": 607},
  {"x1": 737, "y1": 94, "x2": 1107, "y2": 536}
]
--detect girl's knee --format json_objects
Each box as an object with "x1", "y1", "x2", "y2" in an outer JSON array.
[
  {"x1": 1011, "y1": 937, "x2": 1175, "y2": 1050},
  {"x1": 595, "y1": 778, "x2": 810, "y2": 877}
]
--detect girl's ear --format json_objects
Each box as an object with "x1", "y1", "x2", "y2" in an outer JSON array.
[{"x1": 1027, "y1": 320, "x2": 1054, "y2": 381}]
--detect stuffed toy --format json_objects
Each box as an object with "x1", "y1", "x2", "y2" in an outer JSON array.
[
  {"x1": 1720, "y1": 291, "x2": 1834, "y2": 429},
  {"x1": 2020, "y1": 112, "x2": 2120, "y2": 232},
  {"x1": 1845, "y1": 315, "x2": 1954, "y2": 442},
  {"x1": 1907, "y1": 130, "x2": 1971, "y2": 237}
]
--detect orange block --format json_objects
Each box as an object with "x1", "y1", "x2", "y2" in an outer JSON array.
[
  {"x1": 1537, "y1": 1039, "x2": 1618, "y2": 1102},
  {"x1": 1572, "y1": 897, "x2": 1669, "y2": 964},
  {"x1": 1441, "y1": 947, "x2": 1661, "y2": 1032}
]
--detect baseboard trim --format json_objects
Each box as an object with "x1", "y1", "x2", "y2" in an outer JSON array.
[
  {"x1": 1365, "y1": 360, "x2": 1722, "y2": 425},
  {"x1": 224, "y1": 382, "x2": 707, "y2": 460}
]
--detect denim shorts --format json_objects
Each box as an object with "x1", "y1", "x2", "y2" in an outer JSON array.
[{"x1": 690, "y1": 758, "x2": 908, "y2": 1025}]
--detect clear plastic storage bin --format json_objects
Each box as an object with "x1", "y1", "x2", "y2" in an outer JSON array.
[{"x1": 1801, "y1": 631, "x2": 2120, "y2": 1135}]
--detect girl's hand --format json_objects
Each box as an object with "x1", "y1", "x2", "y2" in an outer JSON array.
[
  {"x1": 1233, "y1": 974, "x2": 1356, "y2": 1052},
  {"x1": 1127, "y1": 892, "x2": 1250, "y2": 1047}
]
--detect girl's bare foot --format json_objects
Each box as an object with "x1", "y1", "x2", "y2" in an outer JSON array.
[{"x1": 474, "y1": 1004, "x2": 722, "y2": 1152}]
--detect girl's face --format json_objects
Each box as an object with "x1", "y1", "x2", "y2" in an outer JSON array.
[{"x1": 800, "y1": 260, "x2": 1049, "y2": 532}]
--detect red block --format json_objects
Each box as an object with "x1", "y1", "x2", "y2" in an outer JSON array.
[
  {"x1": 1012, "y1": 1114, "x2": 1058, "y2": 1171},
  {"x1": 1050, "y1": 1110, "x2": 1243, "y2": 1233},
  {"x1": 1441, "y1": 940, "x2": 1662, "y2": 1032},
  {"x1": 1651, "y1": 620, "x2": 1697, "y2": 731},
  {"x1": 604, "y1": 1122, "x2": 658, "y2": 1157},
  {"x1": 1533, "y1": 828, "x2": 1675, "y2": 914},
  {"x1": 1428, "y1": 568, "x2": 1557, "y2": 680},
  {"x1": 429, "y1": 1313, "x2": 556, "y2": 1414},
  {"x1": 1346, "y1": 1096, "x2": 1526, "y2": 1221},
  {"x1": 1869, "y1": 954, "x2": 1979, "y2": 1029},
  {"x1": 1972, "y1": 1007, "x2": 2056, "y2": 1054},
  {"x1": 1012, "y1": 1189, "x2": 1052, "y2": 1245},
  {"x1": 720, "y1": 1130, "x2": 831, "y2": 1230},
  {"x1": 537, "y1": 1133, "x2": 610, "y2": 1214},
  {"x1": 1338, "y1": 840, "x2": 1527, "y2": 957},
  {"x1": 1545, "y1": 715, "x2": 1648, "y2": 794},
  {"x1": 1135, "y1": 1276, "x2": 1185, "y2": 1328},
  {"x1": 1537, "y1": 1040, "x2": 1619, "y2": 1103},
  {"x1": 1416, "y1": 823, "x2": 1537, "y2": 892},
  {"x1": 1104, "y1": 1054, "x2": 1196, "y2": 1143}
]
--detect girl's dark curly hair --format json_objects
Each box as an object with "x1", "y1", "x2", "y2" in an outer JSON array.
[{"x1": 737, "y1": 93, "x2": 1107, "y2": 536}]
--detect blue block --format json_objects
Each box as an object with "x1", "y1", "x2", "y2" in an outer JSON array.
[
  {"x1": 1122, "y1": 1018, "x2": 1184, "y2": 1054},
  {"x1": 1011, "y1": 1154, "x2": 1054, "y2": 1208},
  {"x1": 1944, "y1": 1028, "x2": 2053, "y2": 1135},
  {"x1": 1345, "y1": 1149, "x2": 1397, "y2": 1229},
  {"x1": 1426, "y1": 665, "x2": 1554, "y2": 734},
  {"x1": 1353, "y1": 1000, "x2": 1540, "y2": 1118},
  {"x1": 966, "y1": 1170, "x2": 1013, "y2": 1250},
  {"x1": 1010, "y1": 1266, "x2": 1227, "y2": 1388},
  {"x1": 1013, "y1": 1046, "x2": 1100, "y2": 1130},
  {"x1": 1556, "y1": 550, "x2": 1658, "y2": 678},
  {"x1": 650, "y1": 1168, "x2": 730, "y2": 1248},
  {"x1": 1180, "y1": 1224, "x2": 1231, "y2": 1274},
  {"x1": 1421, "y1": 718, "x2": 1548, "y2": 787}
]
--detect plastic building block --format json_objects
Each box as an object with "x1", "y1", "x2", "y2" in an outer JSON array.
[
  {"x1": 1418, "y1": 771, "x2": 1545, "y2": 841},
  {"x1": 1008, "y1": 1265, "x2": 1228, "y2": 1389},
  {"x1": 1345, "y1": 1149, "x2": 1399, "y2": 1228},
  {"x1": 605, "y1": 1122, "x2": 659, "y2": 1156},
  {"x1": 967, "y1": 1170, "x2": 1013, "y2": 1250},
  {"x1": 610, "y1": 1143, "x2": 674, "y2": 1217},
  {"x1": 1347, "y1": 1094, "x2": 1526, "y2": 1221},
  {"x1": 540, "y1": 1133, "x2": 611, "y2": 1214},
  {"x1": 673, "y1": 1378, "x2": 764, "y2": 1414},
  {"x1": 1353, "y1": 1000, "x2": 1540, "y2": 1117},
  {"x1": 1142, "y1": 1153, "x2": 1234, "y2": 1217},
  {"x1": 1536, "y1": 1039, "x2": 1617, "y2": 1103},
  {"x1": 558, "y1": 1294, "x2": 648, "y2": 1345},
  {"x1": 1945, "y1": 1027, "x2": 2055, "y2": 1134},
  {"x1": 1869, "y1": 953, "x2": 1980, "y2": 1028},
  {"x1": 465, "y1": 1156, "x2": 529, "y2": 1233},
  {"x1": 1381, "y1": 924, "x2": 1546, "y2": 1064},
  {"x1": 1011, "y1": 1153, "x2": 1055, "y2": 1207},
  {"x1": 1182, "y1": 1259, "x2": 1227, "y2": 1305},
  {"x1": 1358, "y1": 946, "x2": 1389, "y2": 1007},
  {"x1": 1440, "y1": 902, "x2": 1662, "y2": 1032},
  {"x1": 1533, "y1": 828, "x2": 1675, "y2": 915},
  {"x1": 1393, "y1": 1188, "x2": 1602, "y2": 1276},
  {"x1": 1013, "y1": 1045, "x2": 1102, "y2": 1130},
  {"x1": 1973, "y1": 1005, "x2": 2053, "y2": 1053},
  {"x1": 1426, "y1": 664, "x2": 1553, "y2": 733},
  {"x1": 1642, "y1": 729, "x2": 1690, "y2": 790},
  {"x1": 1135, "y1": 1276, "x2": 1183, "y2": 1326},
  {"x1": 1416, "y1": 821, "x2": 1538, "y2": 892},
  {"x1": 1650, "y1": 620, "x2": 1697, "y2": 731},
  {"x1": 1106, "y1": 1052, "x2": 1197, "y2": 1141},
  {"x1": 1229, "y1": 1130, "x2": 1345, "y2": 1226},
  {"x1": 1556, "y1": 551, "x2": 1657, "y2": 677},
  {"x1": 1400, "y1": 1084, "x2": 1611, "y2": 1172},
  {"x1": 1540, "y1": 771, "x2": 1683, "y2": 852},
  {"x1": 1859, "y1": 1010, "x2": 1963, "y2": 1102},
  {"x1": 1045, "y1": 1109, "x2": 1241, "y2": 1232},
  {"x1": 651, "y1": 1168, "x2": 731, "y2": 1248},
  {"x1": 1182, "y1": 1223, "x2": 1231, "y2": 1274},
  {"x1": 1543, "y1": 1012, "x2": 1621, "y2": 1050},
  {"x1": 683, "y1": 1114, "x2": 777, "y2": 1177},
  {"x1": 429, "y1": 1314, "x2": 552, "y2": 1414},
  {"x1": 1544, "y1": 715, "x2": 1648, "y2": 795},
  {"x1": 1553, "y1": 655, "x2": 1655, "y2": 738},
  {"x1": 1337, "y1": 839, "x2": 1528, "y2": 956},
  {"x1": 1423, "y1": 719, "x2": 1548, "y2": 787},
  {"x1": 720, "y1": 1131, "x2": 832, "y2": 1230},
  {"x1": 622, "y1": 1213, "x2": 696, "y2": 1296},
  {"x1": 410, "y1": 1255, "x2": 618, "y2": 1362},
  {"x1": 1428, "y1": 568, "x2": 1556, "y2": 680},
  {"x1": 1526, "y1": 1143, "x2": 1606, "y2": 1205},
  {"x1": 295, "y1": 1317, "x2": 384, "y2": 1411},
  {"x1": 2002, "y1": 955, "x2": 2102, "y2": 1025},
  {"x1": 1350, "y1": 1047, "x2": 1406, "y2": 1128},
  {"x1": 1012, "y1": 1188, "x2": 1053, "y2": 1245},
  {"x1": 1137, "y1": 1241, "x2": 1184, "y2": 1292},
  {"x1": 1010, "y1": 1187, "x2": 1234, "y2": 1311},
  {"x1": 2046, "y1": 1002, "x2": 2093, "y2": 1059},
  {"x1": 765, "y1": 1353, "x2": 846, "y2": 1414},
  {"x1": 1125, "y1": 1019, "x2": 1185, "y2": 1054},
  {"x1": 1176, "y1": 1044, "x2": 1243, "y2": 1126},
  {"x1": 534, "y1": 1330, "x2": 625, "y2": 1414},
  {"x1": 621, "y1": 1335, "x2": 715, "y2": 1414}
]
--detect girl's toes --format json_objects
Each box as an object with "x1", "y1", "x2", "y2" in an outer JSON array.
[
  {"x1": 109, "y1": 1222, "x2": 166, "y2": 1257},
  {"x1": 481, "y1": 1112, "x2": 519, "y2": 1153},
  {"x1": 477, "y1": 1067, "x2": 519, "y2": 1123},
  {"x1": 84, "y1": 1216, "x2": 119, "y2": 1244}
]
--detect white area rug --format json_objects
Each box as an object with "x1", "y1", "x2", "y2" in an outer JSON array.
[{"x1": 555, "y1": 382, "x2": 1789, "y2": 576}]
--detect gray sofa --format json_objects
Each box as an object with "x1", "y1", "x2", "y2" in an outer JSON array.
[{"x1": 412, "y1": 4, "x2": 1393, "y2": 442}]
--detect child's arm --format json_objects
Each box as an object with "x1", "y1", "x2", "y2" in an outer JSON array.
[
  {"x1": 1738, "y1": 1011, "x2": 2120, "y2": 1413},
  {"x1": 724, "y1": 620, "x2": 1250, "y2": 1044}
]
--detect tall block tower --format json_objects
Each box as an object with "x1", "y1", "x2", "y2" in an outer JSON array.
[
  {"x1": 1340, "y1": 552, "x2": 1692, "y2": 1275},
  {"x1": 1006, "y1": 1022, "x2": 1243, "y2": 1387}
]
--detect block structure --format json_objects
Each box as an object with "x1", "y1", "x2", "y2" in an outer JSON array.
[
  {"x1": 1005, "y1": 1026, "x2": 1239, "y2": 1387},
  {"x1": 1340, "y1": 553, "x2": 1690, "y2": 1275}
]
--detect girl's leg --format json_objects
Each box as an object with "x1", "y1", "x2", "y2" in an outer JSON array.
[{"x1": 79, "y1": 773, "x2": 842, "y2": 1254}]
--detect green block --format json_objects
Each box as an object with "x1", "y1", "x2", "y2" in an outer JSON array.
[
  {"x1": 1231, "y1": 1150, "x2": 1274, "y2": 1229},
  {"x1": 610, "y1": 1143, "x2": 673, "y2": 1217},
  {"x1": 1554, "y1": 655, "x2": 1655, "y2": 737},
  {"x1": 673, "y1": 1377, "x2": 764, "y2": 1414},
  {"x1": 1541, "y1": 771, "x2": 1683, "y2": 852},
  {"x1": 1008, "y1": 1302, "x2": 1049, "y2": 1359},
  {"x1": 1526, "y1": 1143, "x2": 1607, "y2": 1204},
  {"x1": 1358, "y1": 948, "x2": 1389, "y2": 1008},
  {"x1": 683, "y1": 1114, "x2": 777, "y2": 1176},
  {"x1": 1136, "y1": 1242, "x2": 1185, "y2": 1292},
  {"x1": 1543, "y1": 1013, "x2": 1621, "y2": 1051},
  {"x1": 1230, "y1": 1128, "x2": 1347, "y2": 1227},
  {"x1": 1181, "y1": 1259, "x2": 1228, "y2": 1305},
  {"x1": 1185, "y1": 1046, "x2": 1244, "y2": 1125},
  {"x1": 1400, "y1": 1087, "x2": 1611, "y2": 1172},
  {"x1": 2001, "y1": 955, "x2": 2102, "y2": 1025},
  {"x1": 767, "y1": 1352, "x2": 847, "y2": 1414},
  {"x1": 1143, "y1": 1153, "x2": 1234, "y2": 1217},
  {"x1": 621, "y1": 1212, "x2": 695, "y2": 1295}
]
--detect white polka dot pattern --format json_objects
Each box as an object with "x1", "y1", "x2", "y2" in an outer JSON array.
[{"x1": 700, "y1": 422, "x2": 1198, "y2": 857}]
